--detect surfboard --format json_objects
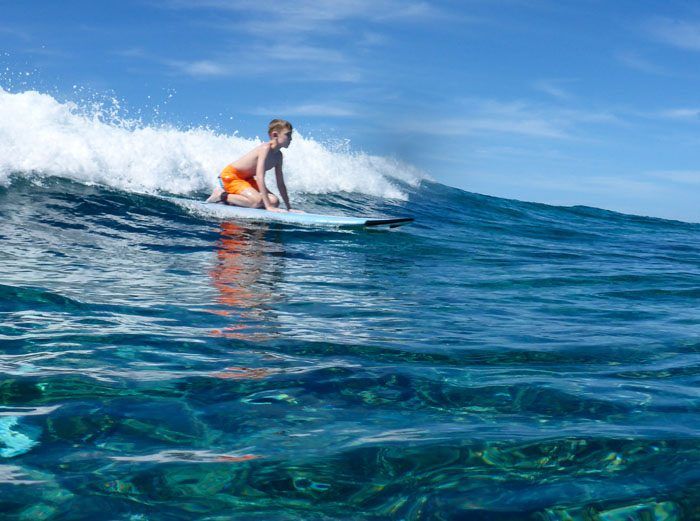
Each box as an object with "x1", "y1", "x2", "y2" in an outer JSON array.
[{"x1": 185, "y1": 200, "x2": 414, "y2": 229}]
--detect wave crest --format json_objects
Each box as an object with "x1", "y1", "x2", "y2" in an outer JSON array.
[{"x1": 0, "y1": 88, "x2": 422, "y2": 200}]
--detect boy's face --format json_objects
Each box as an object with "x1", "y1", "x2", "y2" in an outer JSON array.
[{"x1": 272, "y1": 129, "x2": 293, "y2": 148}]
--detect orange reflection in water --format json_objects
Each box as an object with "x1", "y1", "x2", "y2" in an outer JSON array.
[
  {"x1": 207, "y1": 222, "x2": 277, "y2": 349},
  {"x1": 209, "y1": 222, "x2": 265, "y2": 314},
  {"x1": 206, "y1": 223, "x2": 287, "y2": 381}
]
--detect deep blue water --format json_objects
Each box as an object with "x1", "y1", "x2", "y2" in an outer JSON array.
[{"x1": 2, "y1": 176, "x2": 700, "y2": 520}]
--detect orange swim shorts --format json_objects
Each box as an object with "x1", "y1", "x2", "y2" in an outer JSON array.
[{"x1": 219, "y1": 165, "x2": 259, "y2": 195}]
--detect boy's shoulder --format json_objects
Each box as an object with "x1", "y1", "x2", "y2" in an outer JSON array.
[
  {"x1": 263, "y1": 141, "x2": 284, "y2": 159},
  {"x1": 244, "y1": 141, "x2": 282, "y2": 164},
  {"x1": 251, "y1": 141, "x2": 275, "y2": 155}
]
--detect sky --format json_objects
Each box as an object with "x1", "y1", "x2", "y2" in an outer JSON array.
[{"x1": 1, "y1": 0, "x2": 700, "y2": 222}]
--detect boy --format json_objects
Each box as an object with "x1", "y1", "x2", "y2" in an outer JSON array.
[{"x1": 206, "y1": 119, "x2": 297, "y2": 213}]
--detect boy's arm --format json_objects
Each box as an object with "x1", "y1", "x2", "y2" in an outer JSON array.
[
  {"x1": 275, "y1": 162, "x2": 292, "y2": 210},
  {"x1": 255, "y1": 144, "x2": 276, "y2": 210}
]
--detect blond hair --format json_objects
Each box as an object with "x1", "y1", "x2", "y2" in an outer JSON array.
[{"x1": 268, "y1": 119, "x2": 293, "y2": 136}]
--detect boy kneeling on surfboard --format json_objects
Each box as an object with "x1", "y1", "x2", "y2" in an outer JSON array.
[{"x1": 206, "y1": 119, "x2": 300, "y2": 213}]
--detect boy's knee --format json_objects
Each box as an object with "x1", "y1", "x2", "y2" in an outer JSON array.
[{"x1": 247, "y1": 193, "x2": 262, "y2": 207}]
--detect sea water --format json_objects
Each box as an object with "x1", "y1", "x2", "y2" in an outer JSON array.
[{"x1": 1, "y1": 88, "x2": 700, "y2": 520}]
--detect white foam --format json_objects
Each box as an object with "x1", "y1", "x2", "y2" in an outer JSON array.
[{"x1": 0, "y1": 88, "x2": 422, "y2": 200}]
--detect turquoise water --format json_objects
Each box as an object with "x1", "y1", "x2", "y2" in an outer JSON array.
[{"x1": 1, "y1": 175, "x2": 700, "y2": 520}]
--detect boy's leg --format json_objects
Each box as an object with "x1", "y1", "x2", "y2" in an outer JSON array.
[
  {"x1": 206, "y1": 187, "x2": 254, "y2": 206},
  {"x1": 211, "y1": 187, "x2": 279, "y2": 209},
  {"x1": 224, "y1": 189, "x2": 262, "y2": 208},
  {"x1": 267, "y1": 193, "x2": 280, "y2": 207},
  {"x1": 231, "y1": 190, "x2": 280, "y2": 209}
]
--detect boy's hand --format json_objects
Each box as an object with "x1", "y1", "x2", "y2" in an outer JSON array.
[
  {"x1": 267, "y1": 207, "x2": 287, "y2": 213},
  {"x1": 288, "y1": 209, "x2": 305, "y2": 214}
]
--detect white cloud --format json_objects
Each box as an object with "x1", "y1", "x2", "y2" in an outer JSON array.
[
  {"x1": 615, "y1": 50, "x2": 666, "y2": 75},
  {"x1": 165, "y1": 0, "x2": 446, "y2": 38},
  {"x1": 0, "y1": 25, "x2": 31, "y2": 41},
  {"x1": 648, "y1": 170, "x2": 700, "y2": 185},
  {"x1": 656, "y1": 108, "x2": 700, "y2": 120},
  {"x1": 170, "y1": 0, "x2": 443, "y2": 21},
  {"x1": 465, "y1": 116, "x2": 568, "y2": 139},
  {"x1": 251, "y1": 103, "x2": 358, "y2": 117},
  {"x1": 130, "y1": 38, "x2": 361, "y2": 80},
  {"x1": 178, "y1": 59, "x2": 231, "y2": 77},
  {"x1": 261, "y1": 44, "x2": 346, "y2": 64},
  {"x1": 114, "y1": 47, "x2": 149, "y2": 59},
  {"x1": 147, "y1": 0, "x2": 445, "y2": 82},
  {"x1": 532, "y1": 79, "x2": 575, "y2": 100},
  {"x1": 646, "y1": 17, "x2": 700, "y2": 51},
  {"x1": 401, "y1": 117, "x2": 566, "y2": 139},
  {"x1": 400, "y1": 99, "x2": 618, "y2": 140},
  {"x1": 577, "y1": 175, "x2": 666, "y2": 196},
  {"x1": 168, "y1": 51, "x2": 362, "y2": 81}
]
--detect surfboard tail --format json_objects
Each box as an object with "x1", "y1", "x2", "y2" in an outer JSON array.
[{"x1": 364, "y1": 217, "x2": 414, "y2": 228}]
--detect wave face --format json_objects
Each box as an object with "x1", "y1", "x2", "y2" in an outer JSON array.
[{"x1": 2, "y1": 89, "x2": 700, "y2": 520}]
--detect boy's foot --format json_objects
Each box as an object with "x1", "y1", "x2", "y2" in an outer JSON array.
[{"x1": 206, "y1": 189, "x2": 225, "y2": 203}]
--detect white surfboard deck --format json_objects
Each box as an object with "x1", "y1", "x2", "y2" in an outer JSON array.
[{"x1": 180, "y1": 200, "x2": 414, "y2": 229}]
